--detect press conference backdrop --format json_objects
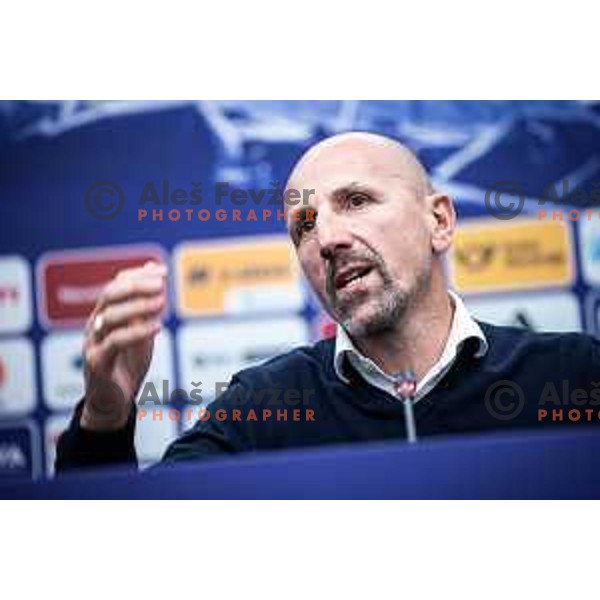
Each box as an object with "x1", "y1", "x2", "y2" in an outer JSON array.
[{"x1": 0, "y1": 100, "x2": 599, "y2": 480}]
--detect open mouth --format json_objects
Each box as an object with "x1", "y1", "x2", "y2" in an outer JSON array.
[{"x1": 334, "y1": 265, "x2": 374, "y2": 291}]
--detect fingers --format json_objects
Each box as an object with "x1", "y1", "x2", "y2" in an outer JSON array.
[
  {"x1": 82, "y1": 263, "x2": 167, "y2": 429},
  {"x1": 85, "y1": 262, "x2": 167, "y2": 332},
  {"x1": 84, "y1": 261, "x2": 168, "y2": 371},
  {"x1": 100, "y1": 319, "x2": 162, "y2": 351},
  {"x1": 86, "y1": 318, "x2": 161, "y2": 373},
  {"x1": 93, "y1": 262, "x2": 167, "y2": 317},
  {"x1": 98, "y1": 294, "x2": 165, "y2": 338}
]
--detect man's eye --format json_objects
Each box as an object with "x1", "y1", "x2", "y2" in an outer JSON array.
[
  {"x1": 346, "y1": 193, "x2": 370, "y2": 208},
  {"x1": 300, "y1": 220, "x2": 316, "y2": 233},
  {"x1": 294, "y1": 219, "x2": 315, "y2": 242}
]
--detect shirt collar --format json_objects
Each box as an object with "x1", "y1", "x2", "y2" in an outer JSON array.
[{"x1": 333, "y1": 289, "x2": 488, "y2": 384}]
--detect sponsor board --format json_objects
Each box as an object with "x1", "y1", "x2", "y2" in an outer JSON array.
[
  {"x1": 41, "y1": 327, "x2": 173, "y2": 411},
  {"x1": 134, "y1": 329, "x2": 175, "y2": 404},
  {"x1": 134, "y1": 405, "x2": 178, "y2": 467},
  {"x1": 464, "y1": 290, "x2": 582, "y2": 333},
  {"x1": 41, "y1": 331, "x2": 85, "y2": 411},
  {"x1": 37, "y1": 244, "x2": 167, "y2": 328},
  {"x1": 450, "y1": 219, "x2": 574, "y2": 293},
  {"x1": 0, "y1": 421, "x2": 41, "y2": 480},
  {"x1": 44, "y1": 413, "x2": 71, "y2": 477},
  {"x1": 177, "y1": 316, "x2": 309, "y2": 403},
  {"x1": 0, "y1": 338, "x2": 36, "y2": 417},
  {"x1": 174, "y1": 236, "x2": 303, "y2": 318},
  {"x1": 579, "y1": 219, "x2": 600, "y2": 286},
  {"x1": 41, "y1": 329, "x2": 174, "y2": 471},
  {"x1": 43, "y1": 327, "x2": 176, "y2": 473},
  {"x1": 0, "y1": 255, "x2": 33, "y2": 334},
  {"x1": 585, "y1": 293, "x2": 600, "y2": 337}
]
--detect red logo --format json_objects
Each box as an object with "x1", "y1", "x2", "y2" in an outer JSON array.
[
  {"x1": 0, "y1": 286, "x2": 19, "y2": 305},
  {"x1": 38, "y1": 245, "x2": 166, "y2": 327}
]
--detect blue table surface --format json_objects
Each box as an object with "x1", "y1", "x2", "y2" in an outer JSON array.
[{"x1": 2, "y1": 428, "x2": 599, "y2": 499}]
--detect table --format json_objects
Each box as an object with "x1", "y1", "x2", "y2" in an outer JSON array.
[{"x1": 2, "y1": 428, "x2": 599, "y2": 499}]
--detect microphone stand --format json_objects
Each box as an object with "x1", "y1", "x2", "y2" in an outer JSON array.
[{"x1": 392, "y1": 371, "x2": 418, "y2": 444}]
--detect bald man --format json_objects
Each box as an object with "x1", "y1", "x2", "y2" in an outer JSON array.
[
  {"x1": 56, "y1": 132, "x2": 600, "y2": 471},
  {"x1": 287, "y1": 132, "x2": 454, "y2": 380}
]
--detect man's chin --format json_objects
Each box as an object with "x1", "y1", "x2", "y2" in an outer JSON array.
[
  {"x1": 338, "y1": 305, "x2": 385, "y2": 337},
  {"x1": 337, "y1": 294, "x2": 408, "y2": 338},
  {"x1": 332, "y1": 288, "x2": 373, "y2": 317}
]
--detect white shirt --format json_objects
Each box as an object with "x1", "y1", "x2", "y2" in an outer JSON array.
[{"x1": 333, "y1": 290, "x2": 488, "y2": 405}]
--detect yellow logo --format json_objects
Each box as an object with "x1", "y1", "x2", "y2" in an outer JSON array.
[
  {"x1": 450, "y1": 219, "x2": 574, "y2": 293},
  {"x1": 175, "y1": 236, "x2": 302, "y2": 317}
]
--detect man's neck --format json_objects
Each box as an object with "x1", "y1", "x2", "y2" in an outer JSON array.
[{"x1": 350, "y1": 285, "x2": 454, "y2": 380}]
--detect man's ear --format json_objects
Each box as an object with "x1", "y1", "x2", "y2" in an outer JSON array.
[{"x1": 427, "y1": 193, "x2": 456, "y2": 254}]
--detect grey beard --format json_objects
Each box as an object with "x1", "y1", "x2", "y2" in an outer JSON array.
[
  {"x1": 335, "y1": 254, "x2": 433, "y2": 339},
  {"x1": 339, "y1": 283, "x2": 410, "y2": 338}
]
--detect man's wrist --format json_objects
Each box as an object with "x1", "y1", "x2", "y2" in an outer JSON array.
[{"x1": 80, "y1": 400, "x2": 133, "y2": 432}]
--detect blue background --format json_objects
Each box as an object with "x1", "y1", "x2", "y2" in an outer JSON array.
[{"x1": 1, "y1": 100, "x2": 599, "y2": 480}]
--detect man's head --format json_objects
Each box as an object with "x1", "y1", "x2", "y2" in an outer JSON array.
[{"x1": 286, "y1": 131, "x2": 456, "y2": 339}]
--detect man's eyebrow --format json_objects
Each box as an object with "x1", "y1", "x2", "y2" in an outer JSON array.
[
  {"x1": 330, "y1": 181, "x2": 377, "y2": 200},
  {"x1": 287, "y1": 182, "x2": 374, "y2": 226}
]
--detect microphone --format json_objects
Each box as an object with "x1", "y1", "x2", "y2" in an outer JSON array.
[{"x1": 392, "y1": 371, "x2": 418, "y2": 444}]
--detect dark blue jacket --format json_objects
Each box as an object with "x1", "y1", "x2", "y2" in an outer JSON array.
[{"x1": 56, "y1": 322, "x2": 600, "y2": 471}]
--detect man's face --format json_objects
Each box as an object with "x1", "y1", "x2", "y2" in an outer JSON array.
[{"x1": 288, "y1": 143, "x2": 436, "y2": 338}]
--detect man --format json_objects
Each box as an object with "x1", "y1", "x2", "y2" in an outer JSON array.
[{"x1": 56, "y1": 132, "x2": 600, "y2": 471}]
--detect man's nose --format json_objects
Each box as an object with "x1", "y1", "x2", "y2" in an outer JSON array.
[{"x1": 317, "y1": 213, "x2": 352, "y2": 261}]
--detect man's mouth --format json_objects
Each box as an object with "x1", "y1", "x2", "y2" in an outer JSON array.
[{"x1": 334, "y1": 264, "x2": 374, "y2": 291}]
